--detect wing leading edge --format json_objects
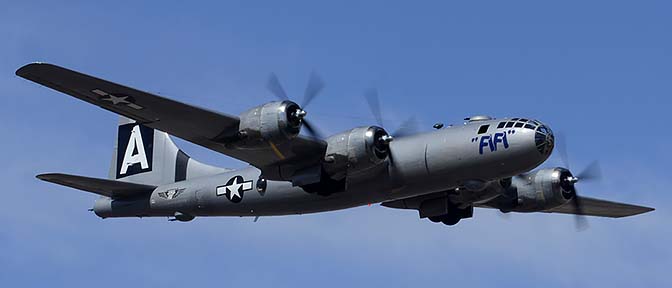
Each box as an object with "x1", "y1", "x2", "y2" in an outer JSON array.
[{"x1": 17, "y1": 63, "x2": 326, "y2": 181}]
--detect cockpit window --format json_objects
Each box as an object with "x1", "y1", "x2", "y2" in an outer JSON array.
[
  {"x1": 514, "y1": 122, "x2": 524, "y2": 128},
  {"x1": 505, "y1": 122, "x2": 515, "y2": 128},
  {"x1": 524, "y1": 124, "x2": 535, "y2": 129},
  {"x1": 520, "y1": 118, "x2": 528, "y2": 122},
  {"x1": 497, "y1": 122, "x2": 506, "y2": 129},
  {"x1": 477, "y1": 125, "x2": 490, "y2": 134},
  {"x1": 511, "y1": 118, "x2": 519, "y2": 121}
]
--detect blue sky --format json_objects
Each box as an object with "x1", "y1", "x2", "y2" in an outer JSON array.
[{"x1": 1, "y1": 1, "x2": 670, "y2": 287}]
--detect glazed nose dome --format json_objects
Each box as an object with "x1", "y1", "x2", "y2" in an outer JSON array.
[{"x1": 534, "y1": 123, "x2": 554, "y2": 156}]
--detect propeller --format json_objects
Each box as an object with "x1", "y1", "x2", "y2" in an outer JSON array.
[
  {"x1": 555, "y1": 132, "x2": 602, "y2": 231},
  {"x1": 364, "y1": 88, "x2": 419, "y2": 139},
  {"x1": 267, "y1": 72, "x2": 325, "y2": 139},
  {"x1": 363, "y1": 88, "x2": 419, "y2": 163}
]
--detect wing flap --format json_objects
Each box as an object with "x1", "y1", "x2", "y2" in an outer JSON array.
[
  {"x1": 544, "y1": 196, "x2": 654, "y2": 218},
  {"x1": 37, "y1": 173, "x2": 156, "y2": 198}
]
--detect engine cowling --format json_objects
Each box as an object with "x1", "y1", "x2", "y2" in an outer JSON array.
[
  {"x1": 323, "y1": 126, "x2": 392, "y2": 180},
  {"x1": 236, "y1": 101, "x2": 303, "y2": 147},
  {"x1": 505, "y1": 168, "x2": 574, "y2": 212}
]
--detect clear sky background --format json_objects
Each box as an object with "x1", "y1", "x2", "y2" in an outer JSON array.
[{"x1": 1, "y1": 1, "x2": 670, "y2": 287}]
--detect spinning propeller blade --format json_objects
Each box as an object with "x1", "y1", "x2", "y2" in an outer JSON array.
[
  {"x1": 555, "y1": 131, "x2": 571, "y2": 169},
  {"x1": 301, "y1": 119, "x2": 323, "y2": 139},
  {"x1": 302, "y1": 71, "x2": 324, "y2": 108},
  {"x1": 393, "y1": 117, "x2": 419, "y2": 138},
  {"x1": 267, "y1": 73, "x2": 289, "y2": 101},
  {"x1": 571, "y1": 194, "x2": 588, "y2": 231},
  {"x1": 577, "y1": 161, "x2": 602, "y2": 182},
  {"x1": 364, "y1": 88, "x2": 384, "y2": 127}
]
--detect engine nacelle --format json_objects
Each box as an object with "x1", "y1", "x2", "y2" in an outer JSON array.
[
  {"x1": 323, "y1": 126, "x2": 391, "y2": 180},
  {"x1": 236, "y1": 101, "x2": 303, "y2": 147},
  {"x1": 506, "y1": 168, "x2": 574, "y2": 212}
]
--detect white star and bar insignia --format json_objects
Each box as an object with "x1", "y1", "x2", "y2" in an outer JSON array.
[
  {"x1": 216, "y1": 176, "x2": 253, "y2": 203},
  {"x1": 91, "y1": 89, "x2": 144, "y2": 110}
]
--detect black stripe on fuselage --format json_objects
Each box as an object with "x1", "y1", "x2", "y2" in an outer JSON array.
[{"x1": 175, "y1": 150, "x2": 190, "y2": 182}]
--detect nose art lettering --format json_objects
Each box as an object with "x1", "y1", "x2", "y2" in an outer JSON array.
[{"x1": 476, "y1": 132, "x2": 509, "y2": 155}]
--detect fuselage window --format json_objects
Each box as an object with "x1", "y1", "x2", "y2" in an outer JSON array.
[
  {"x1": 505, "y1": 122, "x2": 515, "y2": 128},
  {"x1": 478, "y1": 125, "x2": 490, "y2": 134},
  {"x1": 514, "y1": 122, "x2": 524, "y2": 128}
]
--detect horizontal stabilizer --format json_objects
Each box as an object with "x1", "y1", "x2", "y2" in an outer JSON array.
[
  {"x1": 37, "y1": 173, "x2": 156, "y2": 198},
  {"x1": 544, "y1": 196, "x2": 654, "y2": 218}
]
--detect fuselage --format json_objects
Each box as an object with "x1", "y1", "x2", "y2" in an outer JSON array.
[{"x1": 94, "y1": 117, "x2": 554, "y2": 218}]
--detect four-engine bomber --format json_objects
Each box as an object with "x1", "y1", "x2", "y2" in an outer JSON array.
[{"x1": 18, "y1": 63, "x2": 653, "y2": 227}]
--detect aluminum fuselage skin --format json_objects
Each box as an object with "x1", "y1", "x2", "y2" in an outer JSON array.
[{"x1": 94, "y1": 118, "x2": 552, "y2": 218}]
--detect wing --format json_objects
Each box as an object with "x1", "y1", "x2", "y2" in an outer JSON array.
[
  {"x1": 383, "y1": 192, "x2": 654, "y2": 218},
  {"x1": 37, "y1": 173, "x2": 156, "y2": 199},
  {"x1": 17, "y1": 63, "x2": 326, "y2": 181},
  {"x1": 543, "y1": 196, "x2": 654, "y2": 218}
]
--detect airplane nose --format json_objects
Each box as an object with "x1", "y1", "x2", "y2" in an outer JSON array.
[{"x1": 533, "y1": 122, "x2": 554, "y2": 156}]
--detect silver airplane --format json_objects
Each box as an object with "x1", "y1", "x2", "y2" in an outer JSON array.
[{"x1": 16, "y1": 63, "x2": 653, "y2": 227}]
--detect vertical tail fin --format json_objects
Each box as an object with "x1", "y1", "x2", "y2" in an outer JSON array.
[{"x1": 109, "y1": 117, "x2": 228, "y2": 186}]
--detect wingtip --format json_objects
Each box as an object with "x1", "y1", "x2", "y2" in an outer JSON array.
[
  {"x1": 15, "y1": 62, "x2": 52, "y2": 77},
  {"x1": 36, "y1": 173, "x2": 60, "y2": 181},
  {"x1": 623, "y1": 205, "x2": 655, "y2": 218}
]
